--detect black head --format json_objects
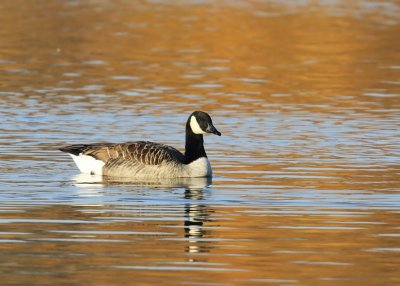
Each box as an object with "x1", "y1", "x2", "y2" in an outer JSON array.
[{"x1": 187, "y1": 111, "x2": 221, "y2": 136}]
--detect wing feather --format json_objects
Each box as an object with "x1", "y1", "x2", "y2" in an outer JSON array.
[{"x1": 82, "y1": 141, "x2": 185, "y2": 166}]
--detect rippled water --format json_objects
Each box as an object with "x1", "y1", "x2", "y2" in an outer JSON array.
[{"x1": 1, "y1": 0, "x2": 400, "y2": 285}]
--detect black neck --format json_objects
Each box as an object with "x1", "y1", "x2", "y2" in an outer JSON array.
[{"x1": 184, "y1": 122, "x2": 207, "y2": 164}]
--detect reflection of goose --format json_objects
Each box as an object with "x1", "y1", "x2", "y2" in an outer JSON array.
[
  {"x1": 184, "y1": 188, "x2": 211, "y2": 254},
  {"x1": 72, "y1": 173, "x2": 103, "y2": 186},
  {"x1": 59, "y1": 111, "x2": 221, "y2": 178},
  {"x1": 72, "y1": 172, "x2": 211, "y2": 189},
  {"x1": 104, "y1": 176, "x2": 212, "y2": 189}
]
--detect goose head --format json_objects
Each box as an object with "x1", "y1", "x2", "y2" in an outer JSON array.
[{"x1": 188, "y1": 111, "x2": 221, "y2": 136}]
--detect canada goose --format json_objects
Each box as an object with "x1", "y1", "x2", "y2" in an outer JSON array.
[{"x1": 59, "y1": 111, "x2": 221, "y2": 178}]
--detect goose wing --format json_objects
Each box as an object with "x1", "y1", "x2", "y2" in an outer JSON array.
[{"x1": 61, "y1": 141, "x2": 185, "y2": 165}]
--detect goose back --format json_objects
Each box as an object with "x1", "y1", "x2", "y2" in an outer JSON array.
[{"x1": 84, "y1": 141, "x2": 185, "y2": 165}]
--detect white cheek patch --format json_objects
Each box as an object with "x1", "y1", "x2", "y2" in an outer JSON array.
[{"x1": 190, "y1": 116, "x2": 207, "y2": 134}]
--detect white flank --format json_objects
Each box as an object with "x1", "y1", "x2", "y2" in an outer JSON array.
[
  {"x1": 190, "y1": 115, "x2": 206, "y2": 134},
  {"x1": 187, "y1": 157, "x2": 212, "y2": 177},
  {"x1": 69, "y1": 153, "x2": 105, "y2": 175}
]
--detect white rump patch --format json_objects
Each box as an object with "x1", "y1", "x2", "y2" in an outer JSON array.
[
  {"x1": 187, "y1": 157, "x2": 212, "y2": 177},
  {"x1": 190, "y1": 115, "x2": 206, "y2": 134},
  {"x1": 69, "y1": 153, "x2": 105, "y2": 175}
]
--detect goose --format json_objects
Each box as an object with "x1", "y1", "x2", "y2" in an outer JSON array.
[{"x1": 59, "y1": 111, "x2": 221, "y2": 178}]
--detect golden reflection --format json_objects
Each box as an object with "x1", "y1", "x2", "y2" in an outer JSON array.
[
  {"x1": 1, "y1": 204, "x2": 400, "y2": 285},
  {"x1": 1, "y1": 0, "x2": 399, "y2": 115},
  {"x1": 1, "y1": 0, "x2": 399, "y2": 285}
]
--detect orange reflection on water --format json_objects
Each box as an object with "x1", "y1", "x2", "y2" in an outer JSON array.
[{"x1": 0, "y1": 0, "x2": 399, "y2": 285}]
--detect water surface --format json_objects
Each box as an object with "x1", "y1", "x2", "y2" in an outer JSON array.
[{"x1": 1, "y1": 0, "x2": 400, "y2": 285}]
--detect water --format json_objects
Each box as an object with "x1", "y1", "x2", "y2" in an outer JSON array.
[{"x1": 1, "y1": 0, "x2": 400, "y2": 285}]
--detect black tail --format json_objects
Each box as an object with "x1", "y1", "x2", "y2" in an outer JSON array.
[
  {"x1": 59, "y1": 144, "x2": 88, "y2": 156},
  {"x1": 59, "y1": 143, "x2": 114, "y2": 156}
]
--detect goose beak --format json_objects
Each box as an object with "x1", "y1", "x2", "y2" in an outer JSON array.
[{"x1": 206, "y1": 124, "x2": 221, "y2": 136}]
